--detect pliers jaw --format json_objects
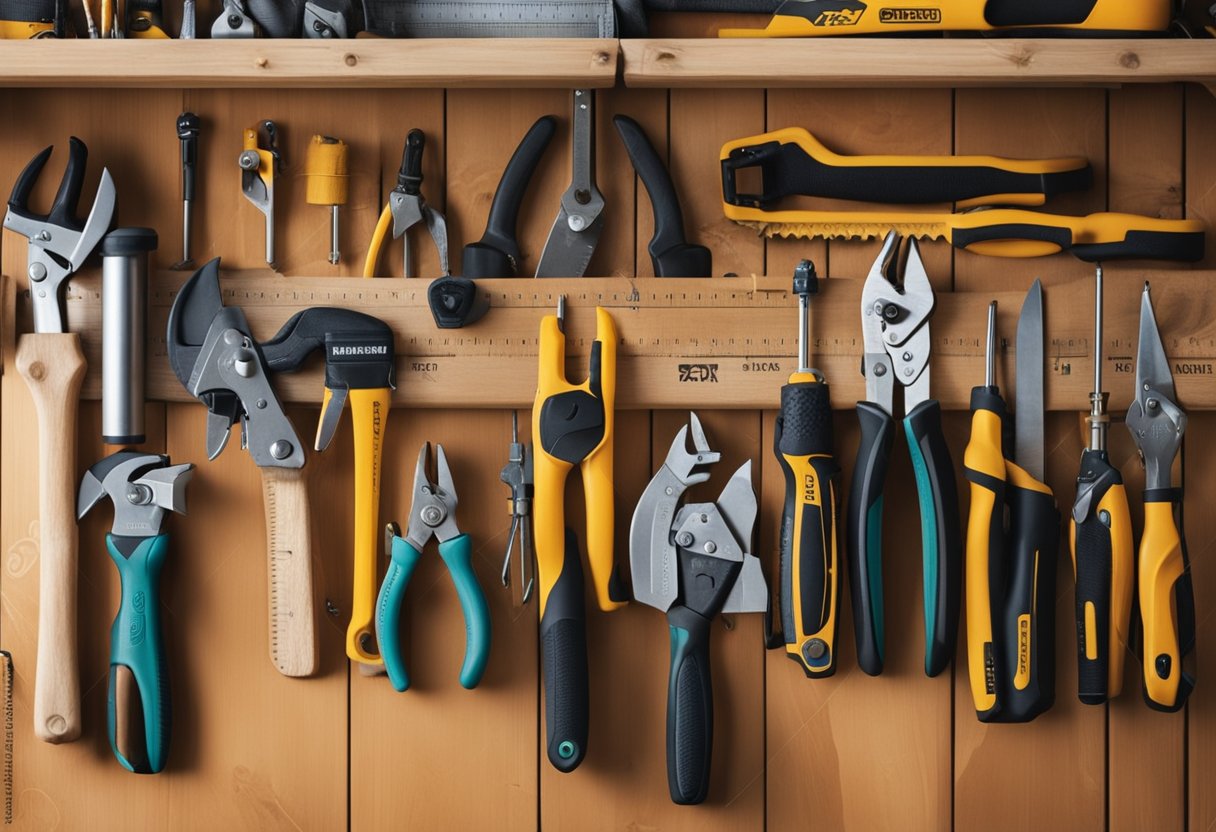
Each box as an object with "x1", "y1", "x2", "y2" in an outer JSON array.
[
  {"x1": 1126, "y1": 282, "x2": 1185, "y2": 490},
  {"x1": 405, "y1": 443, "x2": 460, "y2": 551},
  {"x1": 77, "y1": 450, "x2": 194, "y2": 538},
  {"x1": 4, "y1": 137, "x2": 117, "y2": 334},
  {"x1": 860, "y1": 231, "x2": 935, "y2": 413}
]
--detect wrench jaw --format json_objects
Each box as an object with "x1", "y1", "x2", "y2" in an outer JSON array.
[{"x1": 77, "y1": 451, "x2": 194, "y2": 537}]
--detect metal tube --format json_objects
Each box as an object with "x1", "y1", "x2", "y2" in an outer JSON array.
[
  {"x1": 1088, "y1": 264, "x2": 1108, "y2": 452},
  {"x1": 1094, "y1": 264, "x2": 1103, "y2": 398},
  {"x1": 330, "y1": 205, "x2": 340, "y2": 265},
  {"x1": 100, "y1": 228, "x2": 158, "y2": 445},
  {"x1": 985, "y1": 300, "x2": 996, "y2": 388},
  {"x1": 797, "y1": 291, "x2": 809, "y2": 374}
]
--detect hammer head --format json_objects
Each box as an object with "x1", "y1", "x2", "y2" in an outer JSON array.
[{"x1": 78, "y1": 450, "x2": 195, "y2": 537}]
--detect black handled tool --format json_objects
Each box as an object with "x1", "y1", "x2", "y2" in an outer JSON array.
[
  {"x1": 173, "y1": 112, "x2": 200, "y2": 271},
  {"x1": 463, "y1": 116, "x2": 556, "y2": 279},
  {"x1": 613, "y1": 114, "x2": 710, "y2": 278},
  {"x1": 774, "y1": 260, "x2": 840, "y2": 676}
]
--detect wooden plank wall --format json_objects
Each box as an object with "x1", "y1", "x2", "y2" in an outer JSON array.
[{"x1": 0, "y1": 73, "x2": 1213, "y2": 831}]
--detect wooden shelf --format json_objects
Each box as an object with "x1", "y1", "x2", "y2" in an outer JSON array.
[
  {"x1": 0, "y1": 38, "x2": 618, "y2": 88},
  {"x1": 622, "y1": 37, "x2": 1216, "y2": 91}
]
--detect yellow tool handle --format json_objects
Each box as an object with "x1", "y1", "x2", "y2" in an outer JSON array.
[
  {"x1": 584, "y1": 308, "x2": 621, "y2": 612},
  {"x1": 17, "y1": 334, "x2": 85, "y2": 744},
  {"x1": 305, "y1": 135, "x2": 349, "y2": 207},
  {"x1": 363, "y1": 203, "x2": 393, "y2": 278},
  {"x1": 1139, "y1": 497, "x2": 1194, "y2": 711},
  {"x1": 344, "y1": 387, "x2": 391, "y2": 665},
  {"x1": 0, "y1": 20, "x2": 54, "y2": 37},
  {"x1": 532, "y1": 449, "x2": 572, "y2": 620},
  {"x1": 721, "y1": 0, "x2": 1172, "y2": 37},
  {"x1": 963, "y1": 390, "x2": 1005, "y2": 718}
]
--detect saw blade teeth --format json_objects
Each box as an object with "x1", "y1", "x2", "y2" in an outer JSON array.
[{"x1": 735, "y1": 220, "x2": 950, "y2": 241}]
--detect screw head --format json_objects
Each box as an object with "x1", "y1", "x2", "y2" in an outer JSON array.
[
  {"x1": 28, "y1": 262, "x2": 47, "y2": 282},
  {"x1": 703, "y1": 541, "x2": 717, "y2": 554},
  {"x1": 676, "y1": 531, "x2": 694, "y2": 548},
  {"x1": 270, "y1": 440, "x2": 293, "y2": 460},
  {"x1": 873, "y1": 364, "x2": 887, "y2": 377},
  {"x1": 421, "y1": 505, "x2": 444, "y2": 527},
  {"x1": 567, "y1": 214, "x2": 587, "y2": 232}
]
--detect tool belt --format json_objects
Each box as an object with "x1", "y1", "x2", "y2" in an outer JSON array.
[{"x1": 0, "y1": 0, "x2": 65, "y2": 37}]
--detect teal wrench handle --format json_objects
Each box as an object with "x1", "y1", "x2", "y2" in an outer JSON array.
[
  {"x1": 106, "y1": 533, "x2": 171, "y2": 774},
  {"x1": 376, "y1": 534, "x2": 491, "y2": 692}
]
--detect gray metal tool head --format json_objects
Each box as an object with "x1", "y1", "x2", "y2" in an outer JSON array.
[
  {"x1": 860, "y1": 231, "x2": 935, "y2": 413},
  {"x1": 1126, "y1": 282, "x2": 1185, "y2": 491},
  {"x1": 535, "y1": 89, "x2": 604, "y2": 278},
  {"x1": 630, "y1": 413, "x2": 721, "y2": 611},
  {"x1": 405, "y1": 443, "x2": 460, "y2": 551},
  {"x1": 4, "y1": 138, "x2": 117, "y2": 334},
  {"x1": 78, "y1": 450, "x2": 194, "y2": 538},
  {"x1": 1015, "y1": 279, "x2": 1046, "y2": 481}
]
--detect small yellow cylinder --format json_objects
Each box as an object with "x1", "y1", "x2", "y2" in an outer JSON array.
[{"x1": 305, "y1": 135, "x2": 349, "y2": 207}]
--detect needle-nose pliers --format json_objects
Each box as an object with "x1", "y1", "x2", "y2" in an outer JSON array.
[{"x1": 375, "y1": 443, "x2": 491, "y2": 693}]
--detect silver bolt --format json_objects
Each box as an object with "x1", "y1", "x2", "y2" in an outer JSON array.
[
  {"x1": 28, "y1": 262, "x2": 47, "y2": 282},
  {"x1": 567, "y1": 214, "x2": 587, "y2": 232},
  {"x1": 238, "y1": 150, "x2": 260, "y2": 171},
  {"x1": 676, "y1": 532, "x2": 694, "y2": 548},
  {"x1": 873, "y1": 364, "x2": 887, "y2": 377},
  {"x1": 125, "y1": 484, "x2": 152, "y2": 505},
  {"x1": 664, "y1": 486, "x2": 673, "y2": 496},
  {"x1": 1147, "y1": 398, "x2": 1159, "y2": 411},
  {"x1": 903, "y1": 366, "x2": 914, "y2": 377},
  {"x1": 256, "y1": 399, "x2": 267, "y2": 409},
  {"x1": 234, "y1": 348, "x2": 255, "y2": 378},
  {"x1": 36, "y1": 230, "x2": 51, "y2": 242},
  {"x1": 703, "y1": 541, "x2": 717, "y2": 554},
  {"x1": 270, "y1": 440, "x2": 293, "y2": 460},
  {"x1": 222, "y1": 330, "x2": 242, "y2": 347},
  {"x1": 699, "y1": 514, "x2": 709, "y2": 524},
  {"x1": 421, "y1": 505, "x2": 444, "y2": 526},
  {"x1": 1099, "y1": 509, "x2": 1111, "y2": 528},
  {"x1": 888, "y1": 332, "x2": 899, "y2": 344},
  {"x1": 902, "y1": 351, "x2": 913, "y2": 362}
]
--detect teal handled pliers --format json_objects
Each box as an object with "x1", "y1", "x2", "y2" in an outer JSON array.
[
  {"x1": 77, "y1": 450, "x2": 194, "y2": 774},
  {"x1": 375, "y1": 443, "x2": 491, "y2": 692}
]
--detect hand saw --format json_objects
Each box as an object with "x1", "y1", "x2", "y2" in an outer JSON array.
[
  {"x1": 722, "y1": 127, "x2": 1091, "y2": 211},
  {"x1": 720, "y1": 0, "x2": 1174, "y2": 37},
  {"x1": 725, "y1": 205, "x2": 1205, "y2": 262},
  {"x1": 361, "y1": 0, "x2": 617, "y2": 37}
]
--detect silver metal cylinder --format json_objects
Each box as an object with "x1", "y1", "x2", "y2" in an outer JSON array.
[{"x1": 101, "y1": 228, "x2": 158, "y2": 445}]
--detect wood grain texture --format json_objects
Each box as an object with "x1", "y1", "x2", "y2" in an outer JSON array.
[
  {"x1": 622, "y1": 39, "x2": 1216, "y2": 89},
  {"x1": 259, "y1": 465, "x2": 317, "y2": 677},
  {"x1": 0, "y1": 39, "x2": 619, "y2": 88},
  {"x1": 15, "y1": 334, "x2": 85, "y2": 744}
]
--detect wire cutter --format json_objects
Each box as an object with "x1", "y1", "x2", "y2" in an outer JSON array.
[
  {"x1": 1126, "y1": 282, "x2": 1196, "y2": 712},
  {"x1": 848, "y1": 231, "x2": 962, "y2": 678},
  {"x1": 500, "y1": 411, "x2": 535, "y2": 605},
  {"x1": 363, "y1": 129, "x2": 448, "y2": 279},
  {"x1": 375, "y1": 443, "x2": 490, "y2": 693}
]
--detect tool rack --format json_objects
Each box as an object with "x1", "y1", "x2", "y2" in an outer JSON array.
[{"x1": 0, "y1": 14, "x2": 1214, "y2": 831}]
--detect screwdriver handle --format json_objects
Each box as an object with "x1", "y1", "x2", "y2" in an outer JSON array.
[
  {"x1": 397, "y1": 129, "x2": 424, "y2": 196},
  {"x1": 1070, "y1": 449, "x2": 1134, "y2": 704},
  {"x1": 1002, "y1": 464, "x2": 1059, "y2": 721},
  {"x1": 176, "y1": 112, "x2": 199, "y2": 202},
  {"x1": 964, "y1": 386, "x2": 1007, "y2": 719},
  {"x1": 775, "y1": 376, "x2": 840, "y2": 676},
  {"x1": 1139, "y1": 489, "x2": 1196, "y2": 711},
  {"x1": 846, "y1": 401, "x2": 896, "y2": 676},
  {"x1": 540, "y1": 529, "x2": 589, "y2": 773},
  {"x1": 106, "y1": 533, "x2": 171, "y2": 774},
  {"x1": 903, "y1": 399, "x2": 963, "y2": 678}
]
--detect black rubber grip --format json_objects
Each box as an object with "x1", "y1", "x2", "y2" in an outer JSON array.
[
  {"x1": 721, "y1": 139, "x2": 1090, "y2": 210},
  {"x1": 0, "y1": 0, "x2": 57, "y2": 22},
  {"x1": 397, "y1": 129, "x2": 424, "y2": 197},
  {"x1": 777, "y1": 380, "x2": 834, "y2": 456},
  {"x1": 904, "y1": 399, "x2": 962, "y2": 678},
  {"x1": 540, "y1": 529, "x2": 589, "y2": 773},
  {"x1": 665, "y1": 605, "x2": 713, "y2": 806},
  {"x1": 846, "y1": 401, "x2": 895, "y2": 676},
  {"x1": 999, "y1": 480, "x2": 1059, "y2": 722},
  {"x1": 463, "y1": 115, "x2": 556, "y2": 279},
  {"x1": 984, "y1": 0, "x2": 1097, "y2": 26},
  {"x1": 1073, "y1": 449, "x2": 1118, "y2": 705},
  {"x1": 613, "y1": 114, "x2": 711, "y2": 278},
  {"x1": 1069, "y1": 230, "x2": 1206, "y2": 263},
  {"x1": 177, "y1": 114, "x2": 200, "y2": 202}
]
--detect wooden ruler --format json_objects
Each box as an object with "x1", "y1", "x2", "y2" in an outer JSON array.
[
  {"x1": 1, "y1": 651, "x2": 11, "y2": 825},
  {"x1": 19, "y1": 268, "x2": 1216, "y2": 411}
]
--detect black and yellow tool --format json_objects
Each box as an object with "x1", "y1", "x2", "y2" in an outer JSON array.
[
  {"x1": 533, "y1": 296, "x2": 627, "y2": 772},
  {"x1": 720, "y1": 0, "x2": 1174, "y2": 37},
  {"x1": 259, "y1": 308, "x2": 396, "y2": 666},
  {"x1": 305, "y1": 135, "x2": 349, "y2": 266},
  {"x1": 1070, "y1": 265, "x2": 1134, "y2": 705},
  {"x1": 964, "y1": 284, "x2": 1060, "y2": 723},
  {"x1": 0, "y1": 0, "x2": 62, "y2": 37},
  {"x1": 724, "y1": 205, "x2": 1205, "y2": 262},
  {"x1": 722, "y1": 128, "x2": 1091, "y2": 211},
  {"x1": 773, "y1": 259, "x2": 841, "y2": 677},
  {"x1": 1125, "y1": 283, "x2": 1196, "y2": 712},
  {"x1": 364, "y1": 129, "x2": 448, "y2": 279},
  {"x1": 126, "y1": 0, "x2": 170, "y2": 36}
]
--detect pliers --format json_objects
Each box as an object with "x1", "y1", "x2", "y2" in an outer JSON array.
[
  {"x1": 375, "y1": 443, "x2": 491, "y2": 693},
  {"x1": 848, "y1": 231, "x2": 962, "y2": 678},
  {"x1": 1126, "y1": 283, "x2": 1196, "y2": 712},
  {"x1": 363, "y1": 129, "x2": 448, "y2": 279}
]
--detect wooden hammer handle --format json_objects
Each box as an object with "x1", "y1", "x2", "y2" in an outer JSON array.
[
  {"x1": 16, "y1": 334, "x2": 85, "y2": 744},
  {"x1": 260, "y1": 466, "x2": 317, "y2": 677}
]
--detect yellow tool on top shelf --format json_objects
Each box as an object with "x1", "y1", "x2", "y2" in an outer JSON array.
[{"x1": 305, "y1": 135, "x2": 349, "y2": 266}]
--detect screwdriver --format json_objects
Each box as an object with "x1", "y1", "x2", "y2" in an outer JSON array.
[
  {"x1": 1071, "y1": 264, "x2": 1134, "y2": 705},
  {"x1": 774, "y1": 259, "x2": 840, "y2": 677},
  {"x1": 305, "y1": 134, "x2": 349, "y2": 265},
  {"x1": 173, "y1": 112, "x2": 200, "y2": 271}
]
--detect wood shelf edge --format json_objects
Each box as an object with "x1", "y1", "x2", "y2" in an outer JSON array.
[
  {"x1": 0, "y1": 38, "x2": 619, "y2": 88},
  {"x1": 621, "y1": 37, "x2": 1216, "y2": 89}
]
